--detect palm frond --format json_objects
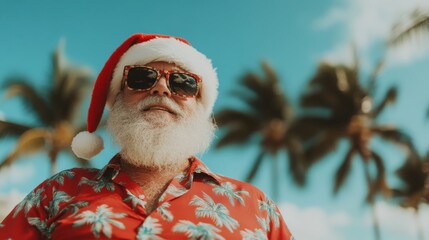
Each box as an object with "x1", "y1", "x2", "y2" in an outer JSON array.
[
  {"x1": 231, "y1": 63, "x2": 290, "y2": 121},
  {"x1": 389, "y1": 9, "x2": 429, "y2": 46},
  {"x1": 289, "y1": 116, "x2": 343, "y2": 141},
  {"x1": 396, "y1": 160, "x2": 426, "y2": 194},
  {"x1": 367, "y1": 59, "x2": 385, "y2": 96},
  {"x1": 285, "y1": 137, "x2": 306, "y2": 186},
  {"x1": 2, "y1": 80, "x2": 51, "y2": 125},
  {"x1": 334, "y1": 146, "x2": 356, "y2": 194},
  {"x1": 215, "y1": 123, "x2": 260, "y2": 148},
  {"x1": 372, "y1": 86, "x2": 397, "y2": 118},
  {"x1": 53, "y1": 71, "x2": 91, "y2": 122},
  {"x1": 0, "y1": 128, "x2": 49, "y2": 169},
  {"x1": 366, "y1": 151, "x2": 389, "y2": 202},
  {"x1": 308, "y1": 63, "x2": 358, "y2": 93},
  {"x1": 245, "y1": 151, "x2": 266, "y2": 183},
  {"x1": 303, "y1": 129, "x2": 343, "y2": 167},
  {"x1": 215, "y1": 109, "x2": 261, "y2": 128},
  {"x1": 371, "y1": 126, "x2": 415, "y2": 152},
  {"x1": 301, "y1": 90, "x2": 356, "y2": 118},
  {"x1": 0, "y1": 120, "x2": 31, "y2": 137}
]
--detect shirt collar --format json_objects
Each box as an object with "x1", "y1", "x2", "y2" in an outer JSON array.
[
  {"x1": 188, "y1": 156, "x2": 222, "y2": 185},
  {"x1": 96, "y1": 154, "x2": 222, "y2": 185}
]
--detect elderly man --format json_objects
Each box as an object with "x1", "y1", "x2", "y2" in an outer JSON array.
[{"x1": 0, "y1": 33, "x2": 294, "y2": 239}]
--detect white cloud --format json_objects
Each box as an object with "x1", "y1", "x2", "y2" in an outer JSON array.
[
  {"x1": 318, "y1": 43, "x2": 356, "y2": 67},
  {"x1": 279, "y1": 202, "x2": 351, "y2": 240},
  {"x1": 314, "y1": 7, "x2": 347, "y2": 30},
  {"x1": 0, "y1": 189, "x2": 26, "y2": 221},
  {"x1": 0, "y1": 164, "x2": 35, "y2": 187},
  {"x1": 363, "y1": 201, "x2": 429, "y2": 237},
  {"x1": 316, "y1": 0, "x2": 429, "y2": 66}
]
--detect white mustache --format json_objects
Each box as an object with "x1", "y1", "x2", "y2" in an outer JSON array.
[{"x1": 137, "y1": 96, "x2": 183, "y2": 115}]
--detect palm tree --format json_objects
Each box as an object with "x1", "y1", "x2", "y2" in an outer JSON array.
[
  {"x1": 0, "y1": 41, "x2": 92, "y2": 175},
  {"x1": 136, "y1": 216, "x2": 164, "y2": 240},
  {"x1": 12, "y1": 187, "x2": 46, "y2": 218},
  {"x1": 189, "y1": 193, "x2": 239, "y2": 232},
  {"x1": 172, "y1": 220, "x2": 224, "y2": 240},
  {"x1": 27, "y1": 217, "x2": 56, "y2": 239},
  {"x1": 295, "y1": 52, "x2": 415, "y2": 240},
  {"x1": 124, "y1": 189, "x2": 147, "y2": 210},
  {"x1": 258, "y1": 197, "x2": 281, "y2": 229},
  {"x1": 73, "y1": 204, "x2": 126, "y2": 238},
  {"x1": 212, "y1": 182, "x2": 250, "y2": 206},
  {"x1": 389, "y1": 8, "x2": 429, "y2": 46},
  {"x1": 240, "y1": 228, "x2": 267, "y2": 240},
  {"x1": 78, "y1": 177, "x2": 115, "y2": 193},
  {"x1": 215, "y1": 62, "x2": 304, "y2": 200},
  {"x1": 393, "y1": 151, "x2": 429, "y2": 240},
  {"x1": 45, "y1": 189, "x2": 73, "y2": 217}
]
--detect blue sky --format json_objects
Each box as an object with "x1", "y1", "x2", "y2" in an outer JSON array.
[{"x1": 1, "y1": 0, "x2": 429, "y2": 239}]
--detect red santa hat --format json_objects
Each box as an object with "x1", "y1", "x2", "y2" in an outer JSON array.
[{"x1": 71, "y1": 33, "x2": 218, "y2": 160}]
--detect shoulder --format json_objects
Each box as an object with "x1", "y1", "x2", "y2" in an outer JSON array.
[
  {"x1": 216, "y1": 174, "x2": 268, "y2": 199},
  {"x1": 41, "y1": 167, "x2": 100, "y2": 190}
]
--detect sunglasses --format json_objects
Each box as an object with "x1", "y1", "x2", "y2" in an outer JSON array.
[{"x1": 121, "y1": 65, "x2": 202, "y2": 98}]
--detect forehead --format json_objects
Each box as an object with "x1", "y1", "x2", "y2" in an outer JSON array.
[{"x1": 143, "y1": 61, "x2": 184, "y2": 71}]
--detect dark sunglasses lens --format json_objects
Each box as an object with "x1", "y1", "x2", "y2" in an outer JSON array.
[
  {"x1": 127, "y1": 67, "x2": 158, "y2": 90},
  {"x1": 169, "y1": 73, "x2": 198, "y2": 96}
]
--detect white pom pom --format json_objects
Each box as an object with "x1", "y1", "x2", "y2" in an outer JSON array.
[{"x1": 71, "y1": 131, "x2": 104, "y2": 160}]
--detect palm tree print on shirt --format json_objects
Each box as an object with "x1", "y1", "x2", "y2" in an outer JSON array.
[
  {"x1": 159, "y1": 185, "x2": 187, "y2": 201},
  {"x1": 136, "y1": 216, "x2": 164, "y2": 240},
  {"x1": 256, "y1": 216, "x2": 269, "y2": 232},
  {"x1": 123, "y1": 189, "x2": 146, "y2": 210},
  {"x1": 240, "y1": 228, "x2": 268, "y2": 240},
  {"x1": 157, "y1": 202, "x2": 173, "y2": 222},
  {"x1": 13, "y1": 187, "x2": 46, "y2": 218},
  {"x1": 258, "y1": 198, "x2": 280, "y2": 229},
  {"x1": 45, "y1": 188, "x2": 73, "y2": 217},
  {"x1": 73, "y1": 204, "x2": 126, "y2": 238},
  {"x1": 28, "y1": 217, "x2": 56, "y2": 239},
  {"x1": 212, "y1": 182, "x2": 250, "y2": 206},
  {"x1": 46, "y1": 170, "x2": 75, "y2": 186},
  {"x1": 189, "y1": 193, "x2": 239, "y2": 232},
  {"x1": 78, "y1": 177, "x2": 115, "y2": 192},
  {"x1": 173, "y1": 220, "x2": 224, "y2": 240},
  {"x1": 59, "y1": 201, "x2": 89, "y2": 216}
]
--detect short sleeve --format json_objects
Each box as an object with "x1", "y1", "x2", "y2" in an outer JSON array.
[
  {"x1": 258, "y1": 194, "x2": 294, "y2": 240},
  {"x1": 0, "y1": 179, "x2": 53, "y2": 239}
]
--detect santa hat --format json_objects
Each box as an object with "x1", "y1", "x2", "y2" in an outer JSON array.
[{"x1": 71, "y1": 33, "x2": 218, "y2": 160}]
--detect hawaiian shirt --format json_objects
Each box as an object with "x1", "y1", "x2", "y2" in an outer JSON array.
[{"x1": 0, "y1": 154, "x2": 294, "y2": 240}]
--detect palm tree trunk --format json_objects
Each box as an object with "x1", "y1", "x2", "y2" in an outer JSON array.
[
  {"x1": 271, "y1": 155, "x2": 279, "y2": 201},
  {"x1": 363, "y1": 162, "x2": 381, "y2": 240},
  {"x1": 414, "y1": 209, "x2": 423, "y2": 240},
  {"x1": 49, "y1": 150, "x2": 58, "y2": 176},
  {"x1": 245, "y1": 151, "x2": 266, "y2": 183},
  {"x1": 369, "y1": 201, "x2": 381, "y2": 240}
]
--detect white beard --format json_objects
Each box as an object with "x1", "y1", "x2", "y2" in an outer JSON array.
[{"x1": 107, "y1": 95, "x2": 215, "y2": 169}]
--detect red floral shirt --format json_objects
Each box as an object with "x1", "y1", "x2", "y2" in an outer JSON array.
[{"x1": 1, "y1": 155, "x2": 294, "y2": 240}]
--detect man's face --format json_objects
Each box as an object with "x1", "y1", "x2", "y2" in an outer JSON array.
[
  {"x1": 107, "y1": 61, "x2": 214, "y2": 168},
  {"x1": 122, "y1": 61, "x2": 198, "y2": 122}
]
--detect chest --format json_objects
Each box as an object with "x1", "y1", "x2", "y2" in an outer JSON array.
[{"x1": 45, "y1": 182, "x2": 268, "y2": 240}]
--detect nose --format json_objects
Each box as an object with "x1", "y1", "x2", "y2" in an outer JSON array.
[{"x1": 149, "y1": 76, "x2": 172, "y2": 97}]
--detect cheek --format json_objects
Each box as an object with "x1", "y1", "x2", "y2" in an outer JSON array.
[
  {"x1": 180, "y1": 98, "x2": 199, "y2": 113},
  {"x1": 123, "y1": 90, "x2": 148, "y2": 105}
]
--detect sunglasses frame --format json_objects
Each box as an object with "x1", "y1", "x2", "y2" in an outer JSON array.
[{"x1": 121, "y1": 65, "x2": 202, "y2": 98}]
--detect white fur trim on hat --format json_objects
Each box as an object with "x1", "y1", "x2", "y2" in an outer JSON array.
[
  {"x1": 71, "y1": 131, "x2": 104, "y2": 160},
  {"x1": 108, "y1": 37, "x2": 218, "y2": 118}
]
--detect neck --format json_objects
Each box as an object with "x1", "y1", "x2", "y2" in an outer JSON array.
[
  {"x1": 119, "y1": 157, "x2": 191, "y2": 213},
  {"x1": 119, "y1": 158, "x2": 190, "y2": 185}
]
